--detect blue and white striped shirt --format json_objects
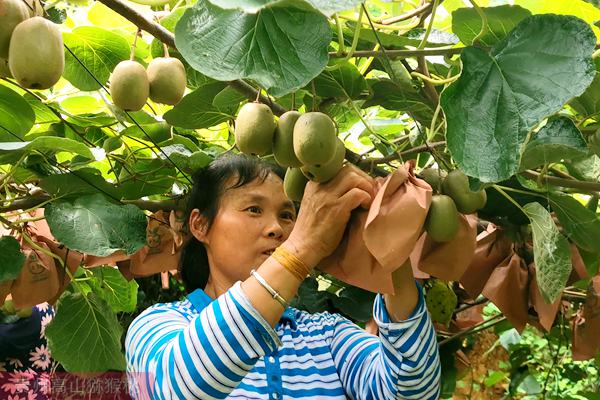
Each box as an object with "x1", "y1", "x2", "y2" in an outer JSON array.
[{"x1": 125, "y1": 280, "x2": 441, "y2": 399}]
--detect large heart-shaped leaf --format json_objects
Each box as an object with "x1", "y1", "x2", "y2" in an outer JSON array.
[
  {"x1": 89, "y1": 267, "x2": 138, "y2": 313},
  {"x1": 175, "y1": 0, "x2": 331, "y2": 97},
  {"x1": 0, "y1": 236, "x2": 26, "y2": 282},
  {"x1": 441, "y1": 14, "x2": 596, "y2": 183},
  {"x1": 208, "y1": 0, "x2": 362, "y2": 16},
  {"x1": 164, "y1": 82, "x2": 235, "y2": 129},
  {"x1": 63, "y1": 27, "x2": 131, "y2": 91},
  {"x1": 45, "y1": 193, "x2": 147, "y2": 257},
  {"x1": 524, "y1": 202, "x2": 572, "y2": 303},
  {"x1": 0, "y1": 85, "x2": 35, "y2": 141},
  {"x1": 549, "y1": 193, "x2": 600, "y2": 254},
  {"x1": 452, "y1": 5, "x2": 532, "y2": 46},
  {"x1": 519, "y1": 117, "x2": 588, "y2": 171},
  {"x1": 312, "y1": 61, "x2": 368, "y2": 100},
  {"x1": 0, "y1": 137, "x2": 94, "y2": 164},
  {"x1": 45, "y1": 291, "x2": 126, "y2": 372}
]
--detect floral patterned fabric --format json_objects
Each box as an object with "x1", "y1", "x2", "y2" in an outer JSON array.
[{"x1": 0, "y1": 303, "x2": 61, "y2": 399}]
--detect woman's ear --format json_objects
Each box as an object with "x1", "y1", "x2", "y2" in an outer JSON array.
[{"x1": 189, "y1": 209, "x2": 209, "y2": 244}]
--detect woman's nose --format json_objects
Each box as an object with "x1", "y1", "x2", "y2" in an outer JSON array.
[{"x1": 265, "y1": 218, "x2": 284, "y2": 238}]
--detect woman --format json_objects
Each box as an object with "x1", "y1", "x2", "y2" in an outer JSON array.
[{"x1": 125, "y1": 154, "x2": 441, "y2": 399}]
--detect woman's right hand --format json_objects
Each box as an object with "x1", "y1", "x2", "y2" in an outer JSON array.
[{"x1": 283, "y1": 164, "x2": 377, "y2": 268}]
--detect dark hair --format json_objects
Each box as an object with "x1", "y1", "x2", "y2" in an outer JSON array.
[{"x1": 179, "y1": 154, "x2": 285, "y2": 293}]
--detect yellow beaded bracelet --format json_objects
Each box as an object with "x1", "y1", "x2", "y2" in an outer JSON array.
[{"x1": 271, "y1": 246, "x2": 312, "y2": 282}]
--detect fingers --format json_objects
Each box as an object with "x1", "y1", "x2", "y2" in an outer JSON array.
[
  {"x1": 338, "y1": 187, "x2": 373, "y2": 212},
  {"x1": 325, "y1": 165, "x2": 376, "y2": 199}
]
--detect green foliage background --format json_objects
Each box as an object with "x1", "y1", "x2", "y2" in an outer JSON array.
[{"x1": 1, "y1": 0, "x2": 600, "y2": 397}]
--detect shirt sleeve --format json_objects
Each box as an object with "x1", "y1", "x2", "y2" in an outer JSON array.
[
  {"x1": 125, "y1": 281, "x2": 280, "y2": 400},
  {"x1": 327, "y1": 282, "x2": 441, "y2": 400}
]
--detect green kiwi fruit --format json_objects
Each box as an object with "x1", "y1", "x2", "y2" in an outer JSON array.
[
  {"x1": 234, "y1": 102, "x2": 277, "y2": 156},
  {"x1": 147, "y1": 57, "x2": 186, "y2": 105},
  {"x1": 293, "y1": 112, "x2": 337, "y2": 166},
  {"x1": 8, "y1": 17, "x2": 64, "y2": 89},
  {"x1": 109, "y1": 60, "x2": 149, "y2": 111},
  {"x1": 284, "y1": 167, "x2": 309, "y2": 202},
  {"x1": 419, "y1": 167, "x2": 446, "y2": 193},
  {"x1": 301, "y1": 138, "x2": 345, "y2": 183},
  {"x1": 273, "y1": 110, "x2": 302, "y2": 168},
  {"x1": 442, "y1": 169, "x2": 487, "y2": 214},
  {"x1": 424, "y1": 195, "x2": 460, "y2": 242},
  {"x1": 425, "y1": 279, "x2": 457, "y2": 326},
  {"x1": 0, "y1": 0, "x2": 29, "y2": 58}
]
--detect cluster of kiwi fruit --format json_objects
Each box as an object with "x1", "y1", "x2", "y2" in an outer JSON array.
[
  {"x1": 109, "y1": 45, "x2": 186, "y2": 111},
  {"x1": 1, "y1": 0, "x2": 64, "y2": 89},
  {"x1": 234, "y1": 103, "x2": 345, "y2": 202},
  {"x1": 420, "y1": 168, "x2": 487, "y2": 243}
]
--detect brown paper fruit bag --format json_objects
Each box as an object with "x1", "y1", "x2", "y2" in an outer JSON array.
[
  {"x1": 572, "y1": 275, "x2": 600, "y2": 361},
  {"x1": 460, "y1": 224, "x2": 513, "y2": 299},
  {"x1": 411, "y1": 213, "x2": 478, "y2": 282},
  {"x1": 319, "y1": 162, "x2": 432, "y2": 294},
  {"x1": 11, "y1": 240, "x2": 60, "y2": 309},
  {"x1": 528, "y1": 263, "x2": 561, "y2": 332},
  {"x1": 130, "y1": 211, "x2": 181, "y2": 277},
  {"x1": 482, "y1": 251, "x2": 530, "y2": 333},
  {"x1": 0, "y1": 279, "x2": 13, "y2": 307}
]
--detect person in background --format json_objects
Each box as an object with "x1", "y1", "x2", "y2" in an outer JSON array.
[
  {"x1": 0, "y1": 300, "x2": 59, "y2": 399},
  {"x1": 126, "y1": 154, "x2": 441, "y2": 399}
]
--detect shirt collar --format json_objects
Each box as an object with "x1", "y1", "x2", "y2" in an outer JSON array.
[{"x1": 187, "y1": 288, "x2": 298, "y2": 329}]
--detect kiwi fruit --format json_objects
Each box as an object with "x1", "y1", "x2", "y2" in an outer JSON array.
[
  {"x1": 293, "y1": 112, "x2": 337, "y2": 166},
  {"x1": 419, "y1": 167, "x2": 446, "y2": 192},
  {"x1": 0, "y1": 0, "x2": 30, "y2": 58},
  {"x1": 273, "y1": 110, "x2": 302, "y2": 168},
  {"x1": 301, "y1": 138, "x2": 345, "y2": 183},
  {"x1": 424, "y1": 195, "x2": 460, "y2": 242},
  {"x1": 442, "y1": 169, "x2": 487, "y2": 214},
  {"x1": 425, "y1": 279, "x2": 457, "y2": 326},
  {"x1": 8, "y1": 17, "x2": 64, "y2": 89},
  {"x1": 109, "y1": 60, "x2": 149, "y2": 111},
  {"x1": 284, "y1": 167, "x2": 309, "y2": 202},
  {"x1": 234, "y1": 102, "x2": 277, "y2": 156},
  {"x1": 147, "y1": 57, "x2": 186, "y2": 105},
  {"x1": 0, "y1": 57, "x2": 11, "y2": 77}
]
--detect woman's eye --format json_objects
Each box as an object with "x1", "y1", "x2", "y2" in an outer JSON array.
[
  {"x1": 281, "y1": 212, "x2": 295, "y2": 221},
  {"x1": 247, "y1": 206, "x2": 261, "y2": 214}
]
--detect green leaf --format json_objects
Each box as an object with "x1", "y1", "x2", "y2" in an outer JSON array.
[
  {"x1": 514, "y1": 0, "x2": 600, "y2": 40},
  {"x1": 523, "y1": 202, "x2": 572, "y2": 303},
  {"x1": 566, "y1": 154, "x2": 600, "y2": 183},
  {"x1": 0, "y1": 137, "x2": 94, "y2": 164},
  {"x1": 45, "y1": 193, "x2": 147, "y2": 257},
  {"x1": 121, "y1": 122, "x2": 173, "y2": 144},
  {"x1": 24, "y1": 95, "x2": 60, "y2": 125},
  {"x1": 452, "y1": 5, "x2": 532, "y2": 46},
  {"x1": 549, "y1": 193, "x2": 600, "y2": 254},
  {"x1": 207, "y1": 0, "x2": 361, "y2": 16},
  {"x1": 363, "y1": 79, "x2": 433, "y2": 125},
  {"x1": 312, "y1": 61, "x2": 368, "y2": 100},
  {"x1": 0, "y1": 85, "x2": 35, "y2": 140},
  {"x1": 212, "y1": 87, "x2": 247, "y2": 110},
  {"x1": 570, "y1": 69, "x2": 600, "y2": 118},
  {"x1": 175, "y1": 0, "x2": 331, "y2": 97},
  {"x1": 39, "y1": 170, "x2": 120, "y2": 200},
  {"x1": 330, "y1": 285, "x2": 376, "y2": 322},
  {"x1": 164, "y1": 82, "x2": 235, "y2": 129},
  {"x1": 116, "y1": 158, "x2": 177, "y2": 200},
  {"x1": 0, "y1": 236, "x2": 26, "y2": 282},
  {"x1": 441, "y1": 15, "x2": 596, "y2": 183},
  {"x1": 89, "y1": 267, "x2": 138, "y2": 313},
  {"x1": 520, "y1": 117, "x2": 588, "y2": 171},
  {"x1": 63, "y1": 27, "x2": 131, "y2": 91},
  {"x1": 45, "y1": 291, "x2": 126, "y2": 372}
]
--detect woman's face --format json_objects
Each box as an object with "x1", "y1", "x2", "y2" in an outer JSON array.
[{"x1": 191, "y1": 172, "x2": 297, "y2": 284}]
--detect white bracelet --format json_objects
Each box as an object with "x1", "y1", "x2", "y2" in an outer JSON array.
[{"x1": 250, "y1": 269, "x2": 289, "y2": 309}]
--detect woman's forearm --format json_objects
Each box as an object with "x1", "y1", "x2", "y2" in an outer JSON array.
[
  {"x1": 383, "y1": 260, "x2": 420, "y2": 322},
  {"x1": 241, "y1": 239, "x2": 319, "y2": 328}
]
